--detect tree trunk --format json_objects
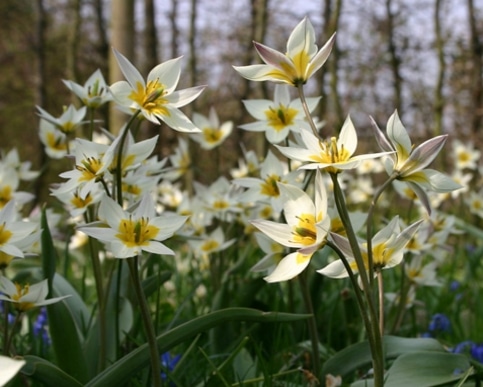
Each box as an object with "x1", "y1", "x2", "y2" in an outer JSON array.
[
  {"x1": 109, "y1": 0, "x2": 135, "y2": 135},
  {"x1": 433, "y1": 0, "x2": 445, "y2": 136},
  {"x1": 169, "y1": 0, "x2": 179, "y2": 59},
  {"x1": 467, "y1": 0, "x2": 483, "y2": 135},
  {"x1": 385, "y1": 0, "x2": 403, "y2": 113},
  {"x1": 66, "y1": 0, "x2": 82, "y2": 90}
]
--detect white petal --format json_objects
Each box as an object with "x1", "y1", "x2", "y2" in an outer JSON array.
[{"x1": 264, "y1": 252, "x2": 311, "y2": 282}]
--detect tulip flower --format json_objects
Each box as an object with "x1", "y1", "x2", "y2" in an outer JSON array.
[
  {"x1": 372, "y1": 111, "x2": 461, "y2": 213},
  {"x1": 110, "y1": 49, "x2": 204, "y2": 132},
  {"x1": 0, "y1": 277, "x2": 70, "y2": 312},
  {"x1": 251, "y1": 170, "x2": 330, "y2": 282},
  {"x1": 277, "y1": 115, "x2": 390, "y2": 174},
  {"x1": 78, "y1": 194, "x2": 188, "y2": 258},
  {"x1": 318, "y1": 217, "x2": 422, "y2": 279},
  {"x1": 233, "y1": 17, "x2": 335, "y2": 86}
]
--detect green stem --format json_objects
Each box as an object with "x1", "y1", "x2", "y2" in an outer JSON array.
[
  {"x1": 115, "y1": 110, "x2": 141, "y2": 204},
  {"x1": 85, "y1": 208, "x2": 106, "y2": 371},
  {"x1": 330, "y1": 173, "x2": 384, "y2": 387},
  {"x1": 4, "y1": 312, "x2": 22, "y2": 356},
  {"x1": 127, "y1": 256, "x2": 162, "y2": 387},
  {"x1": 366, "y1": 173, "x2": 398, "y2": 284},
  {"x1": 298, "y1": 271, "x2": 321, "y2": 379},
  {"x1": 326, "y1": 240, "x2": 372, "y2": 338},
  {"x1": 377, "y1": 270, "x2": 384, "y2": 336},
  {"x1": 2, "y1": 296, "x2": 9, "y2": 355},
  {"x1": 297, "y1": 84, "x2": 321, "y2": 139}
]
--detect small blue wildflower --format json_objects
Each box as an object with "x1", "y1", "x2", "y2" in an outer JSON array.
[
  {"x1": 0, "y1": 301, "x2": 16, "y2": 325},
  {"x1": 471, "y1": 343, "x2": 483, "y2": 363},
  {"x1": 452, "y1": 340, "x2": 475, "y2": 355},
  {"x1": 428, "y1": 313, "x2": 451, "y2": 335},
  {"x1": 160, "y1": 352, "x2": 181, "y2": 386},
  {"x1": 33, "y1": 307, "x2": 51, "y2": 346},
  {"x1": 449, "y1": 280, "x2": 460, "y2": 292}
]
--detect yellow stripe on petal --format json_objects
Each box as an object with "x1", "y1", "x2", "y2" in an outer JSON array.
[{"x1": 296, "y1": 252, "x2": 311, "y2": 264}]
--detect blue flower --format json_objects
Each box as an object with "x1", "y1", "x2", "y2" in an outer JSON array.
[
  {"x1": 471, "y1": 344, "x2": 483, "y2": 363},
  {"x1": 33, "y1": 307, "x2": 51, "y2": 346},
  {"x1": 428, "y1": 313, "x2": 451, "y2": 335},
  {"x1": 160, "y1": 352, "x2": 181, "y2": 386}
]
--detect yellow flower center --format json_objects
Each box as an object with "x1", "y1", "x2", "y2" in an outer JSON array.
[
  {"x1": 309, "y1": 137, "x2": 351, "y2": 173},
  {"x1": 265, "y1": 104, "x2": 298, "y2": 132},
  {"x1": 116, "y1": 217, "x2": 159, "y2": 247},
  {"x1": 0, "y1": 223, "x2": 13, "y2": 246},
  {"x1": 12, "y1": 283, "x2": 35, "y2": 311},
  {"x1": 46, "y1": 132, "x2": 67, "y2": 151},
  {"x1": 212, "y1": 199, "x2": 229, "y2": 210},
  {"x1": 202, "y1": 127, "x2": 222, "y2": 144},
  {"x1": 260, "y1": 175, "x2": 280, "y2": 197},
  {"x1": 77, "y1": 157, "x2": 104, "y2": 182},
  {"x1": 291, "y1": 213, "x2": 317, "y2": 246},
  {"x1": 129, "y1": 79, "x2": 170, "y2": 117},
  {"x1": 70, "y1": 192, "x2": 93, "y2": 209},
  {"x1": 0, "y1": 251, "x2": 13, "y2": 269},
  {"x1": 201, "y1": 239, "x2": 220, "y2": 252},
  {"x1": 0, "y1": 187, "x2": 13, "y2": 209}
]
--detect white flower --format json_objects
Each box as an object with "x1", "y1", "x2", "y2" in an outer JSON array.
[
  {"x1": 78, "y1": 195, "x2": 187, "y2": 258},
  {"x1": 110, "y1": 49, "x2": 204, "y2": 132}
]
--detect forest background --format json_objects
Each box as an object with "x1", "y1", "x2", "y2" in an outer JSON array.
[{"x1": 0, "y1": 0, "x2": 482, "y2": 207}]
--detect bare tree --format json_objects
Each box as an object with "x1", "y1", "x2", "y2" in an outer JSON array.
[
  {"x1": 467, "y1": 0, "x2": 483, "y2": 135},
  {"x1": 169, "y1": 0, "x2": 180, "y2": 59},
  {"x1": 385, "y1": 0, "x2": 403, "y2": 113},
  {"x1": 66, "y1": 0, "x2": 82, "y2": 90},
  {"x1": 433, "y1": 0, "x2": 446, "y2": 136},
  {"x1": 108, "y1": 0, "x2": 135, "y2": 134},
  {"x1": 318, "y1": 0, "x2": 342, "y2": 131}
]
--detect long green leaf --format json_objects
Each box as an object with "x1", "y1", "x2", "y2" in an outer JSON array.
[
  {"x1": 384, "y1": 351, "x2": 472, "y2": 387},
  {"x1": 41, "y1": 206, "x2": 89, "y2": 383},
  {"x1": 21, "y1": 355, "x2": 83, "y2": 387},
  {"x1": 322, "y1": 335, "x2": 446, "y2": 379},
  {"x1": 86, "y1": 308, "x2": 310, "y2": 387}
]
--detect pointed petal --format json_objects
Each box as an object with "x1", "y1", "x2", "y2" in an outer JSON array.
[
  {"x1": 386, "y1": 110, "x2": 412, "y2": 159},
  {"x1": 287, "y1": 17, "x2": 317, "y2": 57},
  {"x1": 251, "y1": 220, "x2": 301, "y2": 248},
  {"x1": 113, "y1": 49, "x2": 145, "y2": 90},
  {"x1": 401, "y1": 135, "x2": 448, "y2": 175},
  {"x1": 264, "y1": 251, "x2": 312, "y2": 282},
  {"x1": 338, "y1": 115, "x2": 357, "y2": 156},
  {"x1": 160, "y1": 107, "x2": 201, "y2": 133},
  {"x1": 166, "y1": 85, "x2": 205, "y2": 108},
  {"x1": 307, "y1": 32, "x2": 336, "y2": 77},
  {"x1": 147, "y1": 57, "x2": 182, "y2": 92},
  {"x1": 317, "y1": 259, "x2": 350, "y2": 278}
]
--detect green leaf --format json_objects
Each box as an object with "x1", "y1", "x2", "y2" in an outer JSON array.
[
  {"x1": 86, "y1": 308, "x2": 310, "y2": 387},
  {"x1": 322, "y1": 335, "x2": 446, "y2": 379},
  {"x1": 52, "y1": 273, "x2": 91, "y2": 336},
  {"x1": 384, "y1": 351, "x2": 472, "y2": 387},
  {"x1": 47, "y1": 300, "x2": 90, "y2": 383},
  {"x1": 21, "y1": 355, "x2": 83, "y2": 387},
  {"x1": 41, "y1": 205, "x2": 89, "y2": 382},
  {"x1": 142, "y1": 270, "x2": 172, "y2": 298},
  {"x1": 40, "y1": 205, "x2": 57, "y2": 294}
]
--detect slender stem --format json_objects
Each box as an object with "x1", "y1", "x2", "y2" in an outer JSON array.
[
  {"x1": 297, "y1": 84, "x2": 321, "y2": 139},
  {"x1": 127, "y1": 256, "x2": 162, "y2": 387},
  {"x1": 115, "y1": 110, "x2": 141, "y2": 204},
  {"x1": 366, "y1": 173, "x2": 397, "y2": 284},
  {"x1": 330, "y1": 173, "x2": 384, "y2": 387},
  {"x1": 298, "y1": 271, "x2": 321, "y2": 379},
  {"x1": 4, "y1": 312, "x2": 22, "y2": 356},
  {"x1": 85, "y1": 208, "x2": 106, "y2": 371},
  {"x1": 326, "y1": 240, "x2": 372, "y2": 337},
  {"x1": 2, "y1": 302, "x2": 9, "y2": 355},
  {"x1": 377, "y1": 270, "x2": 384, "y2": 336}
]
